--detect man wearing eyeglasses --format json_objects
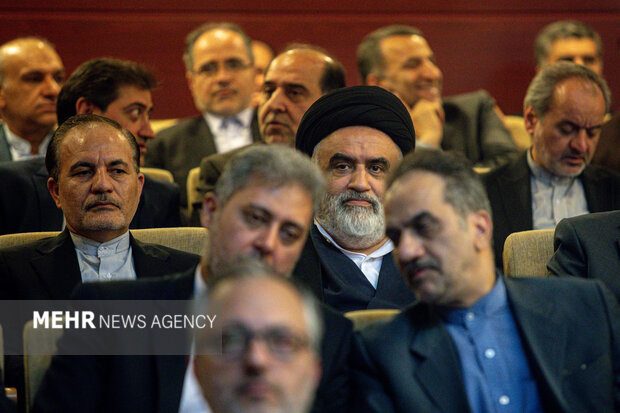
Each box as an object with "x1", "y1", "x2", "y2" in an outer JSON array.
[
  {"x1": 194, "y1": 258, "x2": 322, "y2": 413},
  {"x1": 145, "y1": 22, "x2": 261, "y2": 212}
]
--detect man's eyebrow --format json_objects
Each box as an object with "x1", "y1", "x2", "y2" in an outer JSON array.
[
  {"x1": 329, "y1": 153, "x2": 355, "y2": 165},
  {"x1": 123, "y1": 102, "x2": 149, "y2": 112},
  {"x1": 368, "y1": 157, "x2": 390, "y2": 167},
  {"x1": 107, "y1": 159, "x2": 130, "y2": 168},
  {"x1": 69, "y1": 161, "x2": 94, "y2": 172}
]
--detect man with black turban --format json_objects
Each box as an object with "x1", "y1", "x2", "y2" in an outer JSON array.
[{"x1": 293, "y1": 85, "x2": 417, "y2": 312}]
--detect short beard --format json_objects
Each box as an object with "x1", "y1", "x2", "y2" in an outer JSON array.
[{"x1": 316, "y1": 190, "x2": 385, "y2": 250}]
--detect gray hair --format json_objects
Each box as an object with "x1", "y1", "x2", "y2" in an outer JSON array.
[
  {"x1": 197, "y1": 256, "x2": 324, "y2": 353},
  {"x1": 534, "y1": 20, "x2": 602, "y2": 67},
  {"x1": 387, "y1": 149, "x2": 491, "y2": 221},
  {"x1": 524, "y1": 61, "x2": 611, "y2": 116},
  {"x1": 215, "y1": 145, "x2": 325, "y2": 213},
  {"x1": 357, "y1": 25, "x2": 423, "y2": 83},
  {"x1": 182, "y1": 22, "x2": 254, "y2": 71}
]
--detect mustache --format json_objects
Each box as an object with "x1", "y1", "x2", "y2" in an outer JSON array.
[
  {"x1": 339, "y1": 191, "x2": 380, "y2": 211},
  {"x1": 401, "y1": 257, "x2": 441, "y2": 276},
  {"x1": 85, "y1": 194, "x2": 121, "y2": 210}
]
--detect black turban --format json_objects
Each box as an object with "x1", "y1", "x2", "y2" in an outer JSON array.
[{"x1": 295, "y1": 86, "x2": 415, "y2": 157}]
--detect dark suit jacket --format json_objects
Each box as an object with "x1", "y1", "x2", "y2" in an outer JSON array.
[
  {"x1": 442, "y1": 90, "x2": 519, "y2": 168},
  {"x1": 351, "y1": 276, "x2": 620, "y2": 413},
  {"x1": 32, "y1": 268, "x2": 353, "y2": 413},
  {"x1": 0, "y1": 366, "x2": 16, "y2": 413},
  {"x1": 592, "y1": 112, "x2": 620, "y2": 175},
  {"x1": 548, "y1": 211, "x2": 620, "y2": 304},
  {"x1": 0, "y1": 157, "x2": 182, "y2": 235},
  {"x1": 0, "y1": 230, "x2": 199, "y2": 410},
  {"x1": 0, "y1": 126, "x2": 11, "y2": 162},
  {"x1": 483, "y1": 152, "x2": 620, "y2": 268},
  {"x1": 292, "y1": 225, "x2": 416, "y2": 312},
  {"x1": 145, "y1": 114, "x2": 261, "y2": 207}
]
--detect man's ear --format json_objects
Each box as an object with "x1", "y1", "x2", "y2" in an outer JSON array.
[
  {"x1": 523, "y1": 105, "x2": 539, "y2": 137},
  {"x1": 47, "y1": 177, "x2": 62, "y2": 209},
  {"x1": 365, "y1": 73, "x2": 383, "y2": 87},
  {"x1": 470, "y1": 210, "x2": 493, "y2": 252},
  {"x1": 200, "y1": 192, "x2": 218, "y2": 229},
  {"x1": 75, "y1": 97, "x2": 100, "y2": 115}
]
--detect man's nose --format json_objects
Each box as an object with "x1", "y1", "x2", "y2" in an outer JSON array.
[
  {"x1": 397, "y1": 230, "x2": 426, "y2": 263},
  {"x1": 348, "y1": 168, "x2": 372, "y2": 193}
]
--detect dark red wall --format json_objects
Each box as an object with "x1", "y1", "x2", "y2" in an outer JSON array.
[{"x1": 1, "y1": 1, "x2": 618, "y2": 117}]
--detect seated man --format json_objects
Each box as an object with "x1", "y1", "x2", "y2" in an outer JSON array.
[
  {"x1": 146, "y1": 22, "x2": 261, "y2": 209},
  {"x1": 548, "y1": 210, "x2": 620, "y2": 303},
  {"x1": 0, "y1": 114, "x2": 198, "y2": 411},
  {"x1": 358, "y1": 25, "x2": 518, "y2": 167},
  {"x1": 293, "y1": 85, "x2": 416, "y2": 311},
  {"x1": 534, "y1": 20, "x2": 603, "y2": 75},
  {"x1": 0, "y1": 57, "x2": 182, "y2": 234},
  {"x1": 483, "y1": 62, "x2": 620, "y2": 268},
  {"x1": 0, "y1": 114, "x2": 198, "y2": 298},
  {"x1": 33, "y1": 145, "x2": 352, "y2": 413},
  {"x1": 352, "y1": 149, "x2": 620, "y2": 412},
  {"x1": 198, "y1": 44, "x2": 346, "y2": 196},
  {"x1": 0, "y1": 37, "x2": 64, "y2": 161},
  {"x1": 194, "y1": 258, "x2": 321, "y2": 413}
]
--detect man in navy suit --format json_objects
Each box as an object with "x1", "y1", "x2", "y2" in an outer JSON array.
[{"x1": 352, "y1": 149, "x2": 620, "y2": 412}]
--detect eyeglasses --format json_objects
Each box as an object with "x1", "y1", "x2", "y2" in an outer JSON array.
[
  {"x1": 195, "y1": 58, "x2": 252, "y2": 77},
  {"x1": 218, "y1": 324, "x2": 310, "y2": 361}
]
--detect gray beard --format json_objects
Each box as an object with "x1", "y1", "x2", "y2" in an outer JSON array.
[{"x1": 316, "y1": 191, "x2": 385, "y2": 250}]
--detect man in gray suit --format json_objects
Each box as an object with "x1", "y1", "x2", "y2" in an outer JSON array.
[
  {"x1": 146, "y1": 22, "x2": 261, "y2": 208},
  {"x1": 352, "y1": 149, "x2": 620, "y2": 412},
  {"x1": 0, "y1": 37, "x2": 64, "y2": 161},
  {"x1": 357, "y1": 25, "x2": 518, "y2": 168}
]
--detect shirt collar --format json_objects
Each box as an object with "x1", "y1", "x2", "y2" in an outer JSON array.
[
  {"x1": 527, "y1": 148, "x2": 574, "y2": 186},
  {"x1": 314, "y1": 220, "x2": 394, "y2": 259},
  {"x1": 438, "y1": 273, "x2": 507, "y2": 324},
  {"x1": 70, "y1": 231, "x2": 131, "y2": 257},
  {"x1": 193, "y1": 265, "x2": 207, "y2": 296},
  {"x1": 3, "y1": 123, "x2": 51, "y2": 159},
  {"x1": 203, "y1": 107, "x2": 253, "y2": 130}
]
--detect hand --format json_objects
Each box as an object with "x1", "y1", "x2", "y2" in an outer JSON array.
[{"x1": 410, "y1": 99, "x2": 445, "y2": 148}]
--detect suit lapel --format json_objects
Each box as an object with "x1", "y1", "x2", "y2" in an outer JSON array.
[
  {"x1": 504, "y1": 278, "x2": 569, "y2": 410},
  {"x1": 497, "y1": 154, "x2": 532, "y2": 232},
  {"x1": 249, "y1": 110, "x2": 262, "y2": 143},
  {"x1": 154, "y1": 270, "x2": 195, "y2": 413},
  {"x1": 130, "y1": 235, "x2": 171, "y2": 279},
  {"x1": 0, "y1": 127, "x2": 11, "y2": 162},
  {"x1": 292, "y1": 226, "x2": 325, "y2": 301},
  {"x1": 199, "y1": 117, "x2": 218, "y2": 156},
  {"x1": 581, "y1": 166, "x2": 611, "y2": 212},
  {"x1": 33, "y1": 163, "x2": 64, "y2": 230},
  {"x1": 409, "y1": 307, "x2": 471, "y2": 413},
  {"x1": 30, "y1": 230, "x2": 82, "y2": 299}
]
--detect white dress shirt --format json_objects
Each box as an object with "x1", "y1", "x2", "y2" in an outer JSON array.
[
  {"x1": 203, "y1": 108, "x2": 254, "y2": 153},
  {"x1": 3, "y1": 123, "x2": 51, "y2": 160},
  {"x1": 527, "y1": 150, "x2": 589, "y2": 230},
  {"x1": 70, "y1": 231, "x2": 136, "y2": 282},
  {"x1": 315, "y1": 221, "x2": 394, "y2": 289}
]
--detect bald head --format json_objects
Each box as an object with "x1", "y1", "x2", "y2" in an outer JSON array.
[
  {"x1": 258, "y1": 46, "x2": 345, "y2": 145},
  {"x1": 0, "y1": 37, "x2": 64, "y2": 143}
]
